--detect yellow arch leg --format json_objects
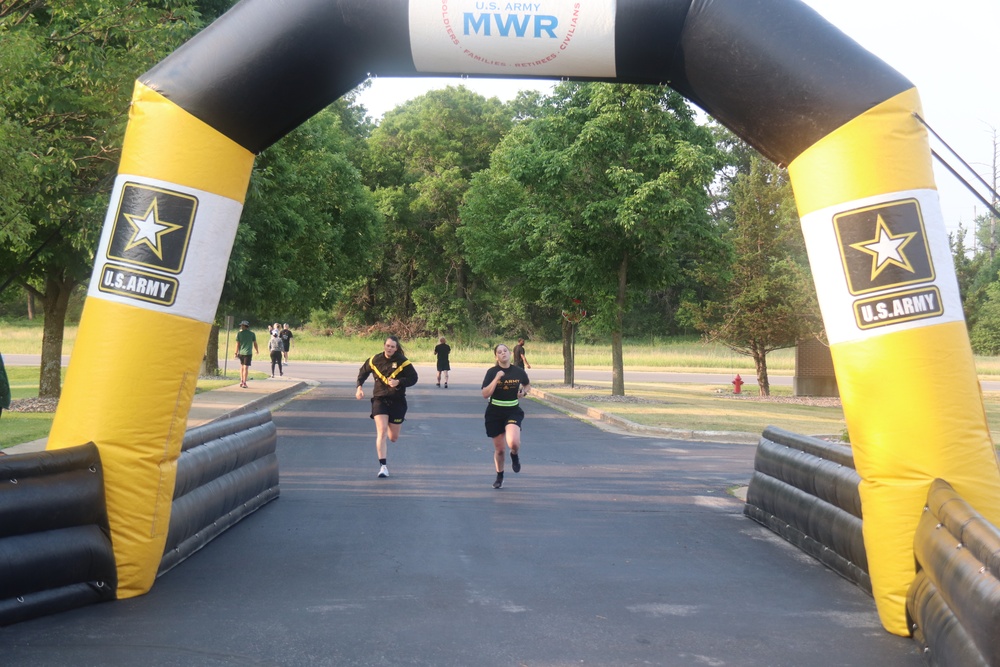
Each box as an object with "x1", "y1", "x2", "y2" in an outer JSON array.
[
  {"x1": 790, "y1": 88, "x2": 1000, "y2": 634},
  {"x1": 48, "y1": 82, "x2": 254, "y2": 597}
]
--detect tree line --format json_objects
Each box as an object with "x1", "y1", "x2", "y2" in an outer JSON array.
[{"x1": 5, "y1": 1, "x2": 993, "y2": 399}]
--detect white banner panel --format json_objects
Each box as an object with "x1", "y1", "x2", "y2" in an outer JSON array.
[
  {"x1": 87, "y1": 174, "x2": 243, "y2": 323},
  {"x1": 801, "y1": 189, "x2": 963, "y2": 345},
  {"x1": 410, "y1": 0, "x2": 616, "y2": 77}
]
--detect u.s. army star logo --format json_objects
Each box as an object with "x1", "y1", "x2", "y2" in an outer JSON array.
[
  {"x1": 833, "y1": 199, "x2": 934, "y2": 295},
  {"x1": 106, "y1": 182, "x2": 197, "y2": 274}
]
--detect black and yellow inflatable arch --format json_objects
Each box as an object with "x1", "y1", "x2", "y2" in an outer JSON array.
[{"x1": 48, "y1": 0, "x2": 1000, "y2": 635}]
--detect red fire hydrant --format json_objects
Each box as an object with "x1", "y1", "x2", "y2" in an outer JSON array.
[{"x1": 732, "y1": 374, "x2": 744, "y2": 394}]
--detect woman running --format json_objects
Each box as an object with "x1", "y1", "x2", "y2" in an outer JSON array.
[
  {"x1": 356, "y1": 335, "x2": 419, "y2": 478},
  {"x1": 481, "y1": 343, "x2": 530, "y2": 489}
]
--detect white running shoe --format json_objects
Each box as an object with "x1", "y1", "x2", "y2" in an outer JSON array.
[{"x1": 378, "y1": 465, "x2": 389, "y2": 478}]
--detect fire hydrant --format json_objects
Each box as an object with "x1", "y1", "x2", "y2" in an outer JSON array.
[{"x1": 732, "y1": 374, "x2": 744, "y2": 394}]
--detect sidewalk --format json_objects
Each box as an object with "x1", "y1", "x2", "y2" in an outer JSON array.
[{"x1": 2, "y1": 377, "x2": 313, "y2": 456}]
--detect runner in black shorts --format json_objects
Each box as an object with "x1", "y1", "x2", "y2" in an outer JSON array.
[
  {"x1": 434, "y1": 336, "x2": 451, "y2": 388},
  {"x1": 356, "y1": 335, "x2": 419, "y2": 478},
  {"x1": 481, "y1": 343, "x2": 530, "y2": 489}
]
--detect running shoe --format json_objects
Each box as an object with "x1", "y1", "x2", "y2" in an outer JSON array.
[
  {"x1": 493, "y1": 475, "x2": 503, "y2": 489},
  {"x1": 511, "y1": 454, "x2": 521, "y2": 473},
  {"x1": 378, "y1": 465, "x2": 389, "y2": 478}
]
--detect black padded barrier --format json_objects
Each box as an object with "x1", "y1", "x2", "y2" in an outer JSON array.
[
  {"x1": 743, "y1": 426, "x2": 869, "y2": 593},
  {"x1": 908, "y1": 479, "x2": 1000, "y2": 667},
  {"x1": 158, "y1": 410, "x2": 280, "y2": 576},
  {"x1": 0, "y1": 443, "x2": 117, "y2": 626}
]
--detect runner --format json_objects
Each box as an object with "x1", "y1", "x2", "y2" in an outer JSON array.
[
  {"x1": 481, "y1": 343, "x2": 530, "y2": 489},
  {"x1": 355, "y1": 335, "x2": 418, "y2": 478}
]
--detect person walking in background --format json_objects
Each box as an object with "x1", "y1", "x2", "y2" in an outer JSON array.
[
  {"x1": 0, "y1": 352, "x2": 10, "y2": 420},
  {"x1": 434, "y1": 336, "x2": 451, "y2": 388},
  {"x1": 512, "y1": 337, "x2": 531, "y2": 370},
  {"x1": 235, "y1": 320, "x2": 259, "y2": 389},
  {"x1": 280, "y1": 324, "x2": 293, "y2": 364},
  {"x1": 268, "y1": 329, "x2": 284, "y2": 377},
  {"x1": 481, "y1": 343, "x2": 530, "y2": 489},
  {"x1": 355, "y1": 335, "x2": 419, "y2": 479}
]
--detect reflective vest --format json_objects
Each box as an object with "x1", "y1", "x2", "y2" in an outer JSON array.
[{"x1": 368, "y1": 355, "x2": 412, "y2": 385}]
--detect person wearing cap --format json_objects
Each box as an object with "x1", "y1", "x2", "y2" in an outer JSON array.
[{"x1": 235, "y1": 321, "x2": 259, "y2": 389}]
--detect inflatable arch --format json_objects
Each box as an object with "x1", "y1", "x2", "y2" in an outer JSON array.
[{"x1": 47, "y1": 0, "x2": 1000, "y2": 635}]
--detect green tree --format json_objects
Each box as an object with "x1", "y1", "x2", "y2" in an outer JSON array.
[
  {"x1": 950, "y1": 222, "x2": 975, "y2": 304},
  {"x1": 970, "y1": 278, "x2": 1000, "y2": 355},
  {"x1": 204, "y1": 104, "x2": 380, "y2": 373},
  {"x1": 462, "y1": 82, "x2": 722, "y2": 394},
  {"x1": 360, "y1": 86, "x2": 511, "y2": 332},
  {"x1": 684, "y1": 153, "x2": 820, "y2": 395},
  {"x1": 960, "y1": 129, "x2": 1000, "y2": 345},
  {"x1": 0, "y1": 0, "x2": 200, "y2": 397}
]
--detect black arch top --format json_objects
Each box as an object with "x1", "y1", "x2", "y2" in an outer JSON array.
[{"x1": 141, "y1": 0, "x2": 911, "y2": 164}]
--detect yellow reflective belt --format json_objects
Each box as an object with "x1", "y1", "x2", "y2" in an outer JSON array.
[
  {"x1": 490, "y1": 398, "x2": 519, "y2": 407},
  {"x1": 368, "y1": 356, "x2": 411, "y2": 384}
]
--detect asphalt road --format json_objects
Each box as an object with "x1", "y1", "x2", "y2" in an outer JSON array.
[{"x1": 0, "y1": 363, "x2": 922, "y2": 666}]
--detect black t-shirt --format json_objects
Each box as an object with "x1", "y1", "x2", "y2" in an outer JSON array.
[
  {"x1": 434, "y1": 343, "x2": 451, "y2": 363},
  {"x1": 482, "y1": 364, "x2": 530, "y2": 403},
  {"x1": 512, "y1": 343, "x2": 526, "y2": 367}
]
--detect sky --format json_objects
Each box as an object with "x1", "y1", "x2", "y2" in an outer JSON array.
[{"x1": 353, "y1": 0, "x2": 998, "y2": 238}]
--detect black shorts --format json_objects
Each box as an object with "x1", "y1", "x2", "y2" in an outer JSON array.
[
  {"x1": 437, "y1": 360, "x2": 450, "y2": 371},
  {"x1": 484, "y1": 405, "x2": 524, "y2": 438},
  {"x1": 238, "y1": 354, "x2": 253, "y2": 366},
  {"x1": 371, "y1": 396, "x2": 408, "y2": 424}
]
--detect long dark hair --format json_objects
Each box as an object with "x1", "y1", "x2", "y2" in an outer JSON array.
[{"x1": 387, "y1": 334, "x2": 404, "y2": 357}]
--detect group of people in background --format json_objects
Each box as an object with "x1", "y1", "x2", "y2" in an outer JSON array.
[
  {"x1": 356, "y1": 334, "x2": 531, "y2": 489},
  {"x1": 234, "y1": 321, "x2": 294, "y2": 387},
  {"x1": 267, "y1": 323, "x2": 293, "y2": 377},
  {"x1": 236, "y1": 323, "x2": 531, "y2": 487}
]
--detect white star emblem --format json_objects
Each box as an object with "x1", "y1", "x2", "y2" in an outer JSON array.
[
  {"x1": 123, "y1": 198, "x2": 182, "y2": 260},
  {"x1": 850, "y1": 214, "x2": 917, "y2": 281}
]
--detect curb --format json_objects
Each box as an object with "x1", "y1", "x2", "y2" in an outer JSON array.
[
  {"x1": 530, "y1": 388, "x2": 761, "y2": 445},
  {"x1": 204, "y1": 380, "x2": 314, "y2": 424}
]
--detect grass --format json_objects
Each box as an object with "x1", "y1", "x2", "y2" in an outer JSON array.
[
  {"x1": 0, "y1": 366, "x2": 267, "y2": 450},
  {"x1": 536, "y1": 380, "x2": 846, "y2": 438},
  {"x1": 1, "y1": 319, "x2": 789, "y2": 371},
  {"x1": 8, "y1": 319, "x2": 1000, "y2": 378},
  {"x1": 0, "y1": 319, "x2": 77, "y2": 356},
  {"x1": 1, "y1": 413, "x2": 53, "y2": 449},
  {"x1": 258, "y1": 332, "x2": 794, "y2": 372}
]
